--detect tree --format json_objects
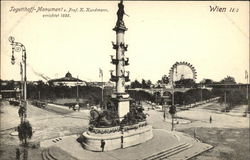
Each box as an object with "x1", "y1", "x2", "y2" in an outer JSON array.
[
  {"x1": 17, "y1": 121, "x2": 33, "y2": 145},
  {"x1": 128, "y1": 90, "x2": 154, "y2": 102},
  {"x1": 141, "y1": 79, "x2": 148, "y2": 88},
  {"x1": 183, "y1": 89, "x2": 199, "y2": 104},
  {"x1": 200, "y1": 79, "x2": 214, "y2": 87},
  {"x1": 173, "y1": 92, "x2": 184, "y2": 105},
  {"x1": 156, "y1": 80, "x2": 163, "y2": 88},
  {"x1": 154, "y1": 92, "x2": 161, "y2": 104},
  {"x1": 130, "y1": 80, "x2": 142, "y2": 88},
  {"x1": 175, "y1": 79, "x2": 196, "y2": 88},
  {"x1": 220, "y1": 76, "x2": 236, "y2": 84},
  {"x1": 146, "y1": 80, "x2": 152, "y2": 88},
  {"x1": 169, "y1": 105, "x2": 176, "y2": 131},
  {"x1": 162, "y1": 75, "x2": 169, "y2": 84}
]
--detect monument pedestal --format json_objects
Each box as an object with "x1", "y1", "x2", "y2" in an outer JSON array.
[
  {"x1": 82, "y1": 122, "x2": 153, "y2": 151},
  {"x1": 111, "y1": 93, "x2": 130, "y2": 121}
]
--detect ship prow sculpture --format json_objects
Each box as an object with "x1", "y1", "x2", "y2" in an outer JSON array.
[{"x1": 81, "y1": 0, "x2": 153, "y2": 151}]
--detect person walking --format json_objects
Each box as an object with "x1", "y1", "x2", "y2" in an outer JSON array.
[
  {"x1": 121, "y1": 136, "x2": 124, "y2": 148},
  {"x1": 100, "y1": 139, "x2": 105, "y2": 152},
  {"x1": 194, "y1": 128, "x2": 197, "y2": 138},
  {"x1": 163, "y1": 111, "x2": 166, "y2": 121},
  {"x1": 209, "y1": 116, "x2": 212, "y2": 123}
]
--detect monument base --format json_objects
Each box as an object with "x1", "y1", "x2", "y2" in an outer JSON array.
[
  {"x1": 82, "y1": 122, "x2": 153, "y2": 151},
  {"x1": 111, "y1": 93, "x2": 131, "y2": 121}
]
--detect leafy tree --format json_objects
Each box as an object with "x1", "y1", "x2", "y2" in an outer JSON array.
[
  {"x1": 130, "y1": 80, "x2": 142, "y2": 88},
  {"x1": 146, "y1": 80, "x2": 152, "y2": 88},
  {"x1": 183, "y1": 89, "x2": 200, "y2": 104},
  {"x1": 169, "y1": 105, "x2": 176, "y2": 131},
  {"x1": 155, "y1": 75, "x2": 169, "y2": 88},
  {"x1": 173, "y1": 92, "x2": 184, "y2": 105},
  {"x1": 157, "y1": 80, "x2": 162, "y2": 84},
  {"x1": 175, "y1": 79, "x2": 196, "y2": 88},
  {"x1": 200, "y1": 79, "x2": 214, "y2": 87},
  {"x1": 162, "y1": 75, "x2": 169, "y2": 84},
  {"x1": 141, "y1": 79, "x2": 148, "y2": 88},
  {"x1": 156, "y1": 80, "x2": 163, "y2": 88},
  {"x1": 128, "y1": 90, "x2": 154, "y2": 102},
  {"x1": 201, "y1": 89, "x2": 213, "y2": 100},
  {"x1": 220, "y1": 76, "x2": 236, "y2": 84},
  {"x1": 17, "y1": 121, "x2": 33, "y2": 145},
  {"x1": 229, "y1": 90, "x2": 246, "y2": 106},
  {"x1": 154, "y1": 92, "x2": 161, "y2": 104}
]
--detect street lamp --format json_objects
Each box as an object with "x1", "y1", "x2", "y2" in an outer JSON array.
[{"x1": 9, "y1": 36, "x2": 27, "y2": 121}]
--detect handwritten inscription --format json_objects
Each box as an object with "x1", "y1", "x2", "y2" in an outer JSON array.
[
  {"x1": 9, "y1": 6, "x2": 108, "y2": 18},
  {"x1": 209, "y1": 6, "x2": 239, "y2": 13}
]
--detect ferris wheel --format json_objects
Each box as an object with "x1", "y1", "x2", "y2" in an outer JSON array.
[{"x1": 168, "y1": 61, "x2": 197, "y2": 86}]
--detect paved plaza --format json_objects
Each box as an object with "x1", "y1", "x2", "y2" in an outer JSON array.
[
  {"x1": 40, "y1": 129, "x2": 212, "y2": 160},
  {"x1": 1, "y1": 100, "x2": 249, "y2": 159}
]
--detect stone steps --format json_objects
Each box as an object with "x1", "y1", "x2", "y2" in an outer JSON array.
[
  {"x1": 42, "y1": 148, "x2": 57, "y2": 160},
  {"x1": 42, "y1": 147, "x2": 77, "y2": 160},
  {"x1": 142, "y1": 143, "x2": 193, "y2": 160}
]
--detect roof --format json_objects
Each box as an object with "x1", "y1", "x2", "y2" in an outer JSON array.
[
  {"x1": 48, "y1": 72, "x2": 84, "y2": 82},
  {"x1": 208, "y1": 83, "x2": 250, "y2": 88}
]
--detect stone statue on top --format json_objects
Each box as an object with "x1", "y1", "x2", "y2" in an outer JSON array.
[{"x1": 114, "y1": 0, "x2": 127, "y2": 30}]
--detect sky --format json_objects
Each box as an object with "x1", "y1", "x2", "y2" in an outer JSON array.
[{"x1": 1, "y1": 1, "x2": 249, "y2": 84}]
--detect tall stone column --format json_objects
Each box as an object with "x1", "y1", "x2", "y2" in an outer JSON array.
[
  {"x1": 110, "y1": 0, "x2": 130, "y2": 121},
  {"x1": 116, "y1": 32, "x2": 124, "y2": 93}
]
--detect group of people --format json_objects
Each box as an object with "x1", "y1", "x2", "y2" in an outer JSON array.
[{"x1": 68, "y1": 103, "x2": 80, "y2": 111}]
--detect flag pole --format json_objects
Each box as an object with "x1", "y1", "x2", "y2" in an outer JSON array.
[
  {"x1": 99, "y1": 68, "x2": 104, "y2": 108},
  {"x1": 77, "y1": 75, "x2": 79, "y2": 102},
  {"x1": 102, "y1": 73, "x2": 104, "y2": 103}
]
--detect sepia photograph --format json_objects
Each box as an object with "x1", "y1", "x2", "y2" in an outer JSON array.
[{"x1": 1, "y1": 0, "x2": 249, "y2": 159}]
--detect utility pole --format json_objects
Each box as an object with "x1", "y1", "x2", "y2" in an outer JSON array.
[
  {"x1": 99, "y1": 68, "x2": 104, "y2": 107},
  {"x1": 101, "y1": 74, "x2": 104, "y2": 103}
]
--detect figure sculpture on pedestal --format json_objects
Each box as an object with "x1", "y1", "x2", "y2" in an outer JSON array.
[
  {"x1": 115, "y1": 0, "x2": 127, "y2": 29},
  {"x1": 117, "y1": 0, "x2": 125, "y2": 21}
]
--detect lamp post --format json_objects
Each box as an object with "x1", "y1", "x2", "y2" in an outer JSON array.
[
  {"x1": 9, "y1": 36, "x2": 27, "y2": 121},
  {"x1": 172, "y1": 80, "x2": 175, "y2": 106}
]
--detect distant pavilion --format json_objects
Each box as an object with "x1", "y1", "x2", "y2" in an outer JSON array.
[{"x1": 48, "y1": 72, "x2": 87, "y2": 87}]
